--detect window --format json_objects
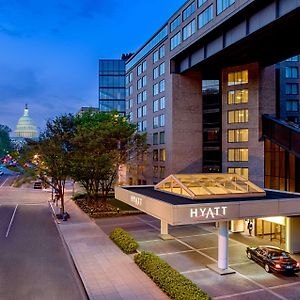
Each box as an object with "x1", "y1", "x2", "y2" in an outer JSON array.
[
  {"x1": 285, "y1": 83, "x2": 298, "y2": 95},
  {"x1": 129, "y1": 86, "x2": 133, "y2": 96},
  {"x1": 286, "y1": 100, "x2": 299, "y2": 112},
  {"x1": 198, "y1": 0, "x2": 208, "y2": 7},
  {"x1": 128, "y1": 111, "x2": 133, "y2": 122},
  {"x1": 137, "y1": 107, "x2": 142, "y2": 118},
  {"x1": 160, "y1": 166, "x2": 165, "y2": 178},
  {"x1": 153, "y1": 83, "x2": 159, "y2": 96},
  {"x1": 285, "y1": 67, "x2": 298, "y2": 78},
  {"x1": 159, "y1": 62, "x2": 165, "y2": 76},
  {"x1": 159, "y1": 80, "x2": 165, "y2": 93},
  {"x1": 228, "y1": 109, "x2": 248, "y2": 123},
  {"x1": 217, "y1": 0, "x2": 235, "y2": 15},
  {"x1": 142, "y1": 90, "x2": 147, "y2": 102},
  {"x1": 228, "y1": 70, "x2": 248, "y2": 85},
  {"x1": 183, "y1": 19, "x2": 196, "y2": 40},
  {"x1": 160, "y1": 97, "x2": 165, "y2": 109},
  {"x1": 228, "y1": 129, "x2": 248, "y2": 142},
  {"x1": 153, "y1": 50, "x2": 159, "y2": 63},
  {"x1": 159, "y1": 114, "x2": 165, "y2": 127},
  {"x1": 142, "y1": 76, "x2": 147, "y2": 87},
  {"x1": 128, "y1": 99, "x2": 133, "y2": 109},
  {"x1": 160, "y1": 149, "x2": 166, "y2": 161},
  {"x1": 142, "y1": 120, "x2": 147, "y2": 131},
  {"x1": 153, "y1": 133, "x2": 158, "y2": 145},
  {"x1": 153, "y1": 67, "x2": 159, "y2": 79},
  {"x1": 228, "y1": 148, "x2": 248, "y2": 162},
  {"x1": 137, "y1": 78, "x2": 142, "y2": 90},
  {"x1": 153, "y1": 166, "x2": 159, "y2": 177},
  {"x1": 228, "y1": 167, "x2": 248, "y2": 179},
  {"x1": 153, "y1": 149, "x2": 158, "y2": 161},
  {"x1": 142, "y1": 61, "x2": 147, "y2": 72},
  {"x1": 153, "y1": 99, "x2": 159, "y2": 112},
  {"x1": 228, "y1": 90, "x2": 248, "y2": 104},
  {"x1": 129, "y1": 72, "x2": 133, "y2": 83},
  {"x1": 183, "y1": 2, "x2": 196, "y2": 21},
  {"x1": 170, "y1": 32, "x2": 181, "y2": 50},
  {"x1": 125, "y1": 75, "x2": 129, "y2": 85},
  {"x1": 137, "y1": 65, "x2": 142, "y2": 76},
  {"x1": 160, "y1": 131, "x2": 165, "y2": 144},
  {"x1": 159, "y1": 45, "x2": 165, "y2": 59},
  {"x1": 198, "y1": 5, "x2": 213, "y2": 28},
  {"x1": 137, "y1": 121, "x2": 142, "y2": 132},
  {"x1": 170, "y1": 15, "x2": 181, "y2": 32},
  {"x1": 153, "y1": 116, "x2": 159, "y2": 128},
  {"x1": 142, "y1": 105, "x2": 147, "y2": 116},
  {"x1": 137, "y1": 93, "x2": 142, "y2": 104},
  {"x1": 286, "y1": 56, "x2": 299, "y2": 62}
]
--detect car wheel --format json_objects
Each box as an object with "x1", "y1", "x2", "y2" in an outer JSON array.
[
  {"x1": 247, "y1": 252, "x2": 252, "y2": 259},
  {"x1": 264, "y1": 263, "x2": 271, "y2": 273}
]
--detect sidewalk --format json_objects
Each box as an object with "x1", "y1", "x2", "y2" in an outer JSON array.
[{"x1": 54, "y1": 197, "x2": 169, "y2": 300}]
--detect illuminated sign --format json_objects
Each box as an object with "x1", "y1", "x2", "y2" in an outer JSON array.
[
  {"x1": 130, "y1": 195, "x2": 143, "y2": 206},
  {"x1": 190, "y1": 206, "x2": 227, "y2": 219}
]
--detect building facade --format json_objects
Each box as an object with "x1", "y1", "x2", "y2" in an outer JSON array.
[{"x1": 99, "y1": 59, "x2": 126, "y2": 115}]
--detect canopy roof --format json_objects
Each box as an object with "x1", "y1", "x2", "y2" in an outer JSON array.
[{"x1": 154, "y1": 173, "x2": 266, "y2": 200}]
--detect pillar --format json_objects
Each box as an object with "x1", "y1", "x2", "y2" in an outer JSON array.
[
  {"x1": 218, "y1": 221, "x2": 229, "y2": 270},
  {"x1": 161, "y1": 220, "x2": 168, "y2": 235},
  {"x1": 286, "y1": 217, "x2": 292, "y2": 253}
]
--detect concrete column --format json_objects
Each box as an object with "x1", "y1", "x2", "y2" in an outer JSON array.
[
  {"x1": 286, "y1": 217, "x2": 292, "y2": 253},
  {"x1": 161, "y1": 220, "x2": 168, "y2": 235},
  {"x1": 218, "y1": 221, "x2": 229, "y2": 270}
]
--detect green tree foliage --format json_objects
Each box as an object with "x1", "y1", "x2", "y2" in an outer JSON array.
[
  {"x1": 0, "y1": 125, "x2": 12, "y2": 158},
  {"x1": 71, "y1": 111, "x2": 147, "y2": 202}
]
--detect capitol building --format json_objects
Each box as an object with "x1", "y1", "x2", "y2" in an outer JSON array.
[{"x1": 14, "y1": 104, "x2": 38, "y2": 139}]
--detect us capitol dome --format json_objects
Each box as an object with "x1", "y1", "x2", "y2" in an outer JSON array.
[{"x1": 15, "y1": 104, "x2": 38, "y2": 138}]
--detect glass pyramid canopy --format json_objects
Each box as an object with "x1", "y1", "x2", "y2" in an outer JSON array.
[{"x1": 155, "y1": 173, "x2": 266, "y2": 200}]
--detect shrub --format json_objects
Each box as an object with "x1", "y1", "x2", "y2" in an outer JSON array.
[
  {"x1": 134, "y1": 251, "x2": 211, "y2": 300},
  {"x1": 109, "y1": 227, "x2": 139, "y2": 254}
]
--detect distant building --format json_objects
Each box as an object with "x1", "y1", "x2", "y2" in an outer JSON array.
[
  {"x1": 77, "y1": 106, "x2": 99, "y2": 116},
  {"x1": 99, "y1": 59, "x2": 126, "y2": 115},
  {"x1": 14, "y1": 104, "x2": 38, "y2": 139}
]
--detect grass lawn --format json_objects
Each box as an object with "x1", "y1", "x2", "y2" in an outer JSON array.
[{"x1": 108, "y1": 198, "x2": 138, "y2": 211}]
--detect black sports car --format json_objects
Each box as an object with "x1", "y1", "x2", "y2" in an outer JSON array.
[{"x1": 246, "y1": 245, "x2": 300, "y2": 273}]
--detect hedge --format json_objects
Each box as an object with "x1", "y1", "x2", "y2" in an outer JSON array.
[
  {"x1": 134, "y1": 251, "x2": 211, "y2": 300},
  {"x1": 109, "y1": 227, "x2": 139, "y2": 254}
]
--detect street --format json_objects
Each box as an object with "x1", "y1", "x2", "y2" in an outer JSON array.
[{"x1": 0, "y1": 175, "x2": 87, "y2": 300}]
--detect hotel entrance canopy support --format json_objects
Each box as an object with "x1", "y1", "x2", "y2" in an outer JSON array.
[{"x1": 115, "y1": 174, "x2": 300, "y2": 274}]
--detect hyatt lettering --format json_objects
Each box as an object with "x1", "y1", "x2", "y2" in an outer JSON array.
[
  {"x1": 130, "y1": 195, "x2": 142, "y2": 206},
  {"x1": 190, "y1": 206, "x2": 227, "y2": 219}
]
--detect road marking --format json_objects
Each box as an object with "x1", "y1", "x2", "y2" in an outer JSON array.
[
  {"x1": 0, "y1": 177, "x2": 9, "y2": 188},
  {"x1": 181, "y1": 268, "x2": 209, "y2": 274},
  {"x1": 159, "y1": 249, "x2": 195, "y2": 256},
  {"x1": 214, "y1": 288, "x2": 265, "y2": 299},
  {"x1": 5, "y1": 204, "x2": 18, "y2": 238}
]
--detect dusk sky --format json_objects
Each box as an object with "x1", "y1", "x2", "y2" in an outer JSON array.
[{"x1": 0, "y1": 0, "x2": 183, "y2": 133}]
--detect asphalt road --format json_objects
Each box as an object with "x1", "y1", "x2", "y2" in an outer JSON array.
[{"x1": 0, "y1": 176, "x2": 87, "y2": 300}]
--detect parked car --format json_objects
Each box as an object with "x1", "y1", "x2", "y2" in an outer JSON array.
[
  {"x1": 33, "y1": 182, "x2": 43, "y2": 189},
  {"x1": 246, "y1": 245, "x2": 300, "y2": 273}
]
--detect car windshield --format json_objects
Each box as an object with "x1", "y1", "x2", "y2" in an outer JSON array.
[{"x1": 270, "y1": 251, "x2": 290, "y2": 259}]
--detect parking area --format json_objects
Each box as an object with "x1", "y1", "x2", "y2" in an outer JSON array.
[{"x1": 96, "y1": 214, "x2": 300, "y2": 300}]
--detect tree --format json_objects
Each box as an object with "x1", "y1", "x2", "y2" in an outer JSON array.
[
  {"x1": 33, "y1": 115, "x2": 76, "y2": 214},
  {"x1": 71, "y1": 111, "x2": 147, "y2": 202},
  {"x1": 0, "y1": 125, "x2": 12, "y2": 158}
]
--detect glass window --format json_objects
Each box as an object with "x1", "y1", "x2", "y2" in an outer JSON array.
[
  {"x1": 153, "y1": 67, "x2": 159, "y2": 79},
  {"x1": 160, "y1": 166, "x2": 165, "y2": 178},
  {"x1": 160, "y1": 149, "x2": 166, "y2": 161},
  {"x1": 198, "y1": 5, "x2": 213, "y2": 28},
  {"x1": 160, "y1": 96, "x2": 165, "y2": 109},
  {"x1": 137, "y1": 107, "x2": 142, "y2": 118},
  {"x1": 142, "y1": 105, "x2": 147, "y2": 116},
  {"x1": 285, "y1": 83, "x2": 298, "y2": 95},
  {"x1": 217, "y1": 0, "x2": 235, "y2": 15},
  {"x1": 137, "y1": 78, "x2": 142, "y2": 90},
  {"x1": 129, "y1": 72, "x2": 133, "y2": 83},
  {"x1": 153, "y1": 149, "x2": 159, "y2": 161},
  {"x1": 228, "y1": 70, "x2": 248, "y2": 85},
  {"x1": 142, "y1": 90, "x2": 147, "y2": 102},
  {"x1": 286, "y1": 56, "x2": 299, "y2": 62},
  {"x1": 285, "y1": 67, "x2": 298, "y2": 78},
  {"x1": 198, "y1": 0, "x2": 208, "y2": 7},
  {"x1": 142, "y1": 61, "x2": 147, "y2": 72},
  {"x1": 142, "y1": 120, "x2": 147, "y2": 131},
  {"x1": 153, "y1": 50, "x2": 159, "y2": 63},
  {"x1": 228, "y1": 109, "x2": 249, "y2": 123},
  {"x1": 137, "y1": 65, "x2": 142, "y2": 76},
  {"x1": 228, "y1": 90, "x2": 248, "y2": 104},
  {"x1": 153, "y1": 83, "x2": 159, "y2": 96},
  {"x1": 129, "y1": 86, "x2": 133, "y2": 96},
  {"x1": 153, "y1": 133, "x2": 158, "y2": 145},
  {"x1": 160, "y1": 131, "x2": 165, "y2": 144},
  {"x1": 228, "y1": 129, "x2": 248, "y2": 142},
  {"x1": 170, "y1": 31, "x2": 181, "y2": 50},
  {"x1": 159, "y1": 114, "x2": 165, "y2": 127},
  {"x1": 159, "y1": 45, "x2": 165, "y2": 59},
  {"x1": 128, "y1": 98, "x2": 133, "y2": 109},
  {"x1": 159, "y1": 80, "x2": 165, "y2": 93},
  {"x1": 228, "y1": 148, "x2": 248, "y2": 162},
  {"x1": 159, "y1": 62, "x2": 165, "y2": 76},
  {"x1": 125, "y1": 75, "x2": 129, "y2": 85},
  {"x1": 137, "y1": 93, "x2": 142, "y2": 104},
  {"x1": 153, "y1": 165, "x2": 159, "y2": 177},
  {"x1": 183, "y1": 2, "x2": 196, "y2": 21},
  {"x1": 183, "y1": 19, "x2": 196, "y2": 41},
  {"x1": 137, "y1": 121, "x2": 142, "y2": 132},
  {"x1": 153, "y1": 99, "x2": 159, "y2": 112},
  {"x1": 153, "y1": 116, "x2": 159, "y2": 128},
  {"x1": 170, "y1": 15, "x2": 181, "y2": 32},
  {"x1": 142, "y1": 76, "x2": 147, "y2": 87},
  {"x1": 228, "y1": 167, "x2": 248, "y2": 179},
  {"x1": 129, "y1": 111, "x2": 133, "y2": 122},
  {"x1": 286, "y1": 100, "x2": 299, "y2": 112}
]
